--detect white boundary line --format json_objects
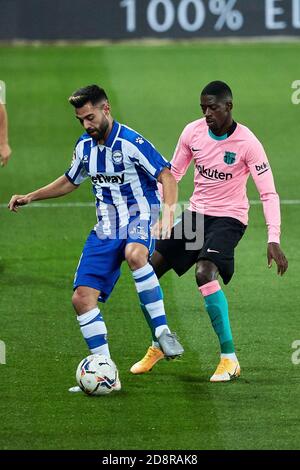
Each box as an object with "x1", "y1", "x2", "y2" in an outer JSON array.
[
  {"x1": 250, "y1": 200, "x2": 300, "y2": 205},
  {"x1": 1, "y1": 200, "x2": 300, "y2": 209}
]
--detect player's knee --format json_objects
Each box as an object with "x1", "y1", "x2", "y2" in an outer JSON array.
[
  {"x1": 72, "y1": 288, "x2": 94, "y2": 313},
  {"x1": 126, "y1": 248, "x2": 147, "y2": 270},
  {"x1": 195, "y1": 269, "x2": 211, "y2": 287},
  {"x1": 195, "y1": 261, "x2": 218, "y2": 287},
  {"x1": 72, "y1": 290, "x2": 83, "y2": 312}
]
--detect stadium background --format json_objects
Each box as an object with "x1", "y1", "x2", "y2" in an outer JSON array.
[{"x1": 0, "y1": 0, "x2": 300, "y2": 451}]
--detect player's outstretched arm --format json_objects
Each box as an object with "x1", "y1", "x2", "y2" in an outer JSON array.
[
  {"x1": 157, "y1": 168, "x2": 178, "y2": 239},
  {"x1": 0, "y1": 104, "x2": 11, "y2": 167},
  {"x1": 8, "y1": 175, "x2": 78, "y2": 212},
  {"x1": 267, "y1": 242, "x2": 288, "y2": 276}
]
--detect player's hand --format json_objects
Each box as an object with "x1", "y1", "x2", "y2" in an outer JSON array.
[
  {"x1": 0, "y1": 143, "x2": 12, "y2": 167},
  {"x1": 151, "y1": 215, "x2": 174, "y2": 239},
  {"x1": 8, "y1": 194, "x2": 32, "y2": 212},
  {"x1": 160, "y1": 210, "x2": 174, "y2": 239},
  {"x1": 267, "y1": 242, "x2": 288, "y2": 276},
  {"x1": 151, "y1": 219, "x2": 161, "y2": 239}
]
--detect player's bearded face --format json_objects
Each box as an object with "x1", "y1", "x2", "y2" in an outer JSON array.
[
  {"x1": 86, "y1": 115, "x2": 109, "y2": 140},
  {"x1": 76, "y1": 102, "x2": 110, "y2": 141}
]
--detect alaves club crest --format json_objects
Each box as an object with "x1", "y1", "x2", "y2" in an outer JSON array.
[
  {"x1": 224, "y1": 151, "x2": 236, "y2": 165},
  {"x1": 112, "y1": 150, "x2": 123, "y2": 165}
]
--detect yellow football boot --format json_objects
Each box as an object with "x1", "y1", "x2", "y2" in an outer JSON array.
[
  {"x1": 210, "y1": 357, "x2": 241, "y2": 382},
  {"x1": 130, "y1": 346, "x2": 165, "y2": 374}
]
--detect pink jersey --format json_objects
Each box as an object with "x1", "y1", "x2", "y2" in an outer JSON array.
[{"x1": 171, "y1": 118, "x2": 280, "y2": 243}]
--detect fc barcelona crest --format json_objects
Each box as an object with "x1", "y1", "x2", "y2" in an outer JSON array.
[{"x1": 224, "y1": 151, "x2": 236, "y2": 165}]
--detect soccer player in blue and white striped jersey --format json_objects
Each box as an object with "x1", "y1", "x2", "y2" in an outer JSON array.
[{"x1": 8, "y1": 85, "x2": 184, "y2": 391}]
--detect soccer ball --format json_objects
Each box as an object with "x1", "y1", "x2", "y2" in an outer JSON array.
[{"x1": 76, "y1": 354, "x2": 119, "y2": 396}]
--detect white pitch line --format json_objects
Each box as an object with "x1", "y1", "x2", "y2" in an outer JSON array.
[
  {"x1": 249, "y1": 200, "x2": 300, "y2": 205},
  {"x1": 0, "y1": 199, "x2": 300, "y2": 209},
  {"x1": 1, "y1": 200, "x2": 300, "y2": 209},
  {"x1": 0, "y1": 202, "x2": 94, "y2": 208},
  {"x1": 1, "y1": 200, "x2": 300, "y2": 208}
]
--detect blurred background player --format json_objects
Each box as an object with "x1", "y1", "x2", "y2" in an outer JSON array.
[
  {"x1": 0, "y1": 103, "x2": 12, "y2": 167},
  {"x1": 131, "y1": 80, "x2": 288, "y2": 382},
  {"x1": 8, "y1": 84, "x2": 184, "y2": 391}
]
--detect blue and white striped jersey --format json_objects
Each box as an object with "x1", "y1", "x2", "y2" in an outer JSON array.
[{"x1": 65, "y1": 121, "x2": 170, "y2": 236}]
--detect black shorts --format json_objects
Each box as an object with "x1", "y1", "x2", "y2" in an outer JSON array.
[{"x1": 155, "y1": 210, "x2": 246, "y2": 285}]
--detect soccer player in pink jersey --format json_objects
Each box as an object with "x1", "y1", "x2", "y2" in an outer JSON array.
[{"x1": 131, "y1": 81, "x2": 288, "y2": 382}]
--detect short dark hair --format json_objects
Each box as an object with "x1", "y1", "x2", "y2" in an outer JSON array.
[
  {"x1": 69, "y1": 85, "x2": 108, "y2": 108},
  {"x1": 201, "y1": 81, "x2": 233, "y2": 100}
]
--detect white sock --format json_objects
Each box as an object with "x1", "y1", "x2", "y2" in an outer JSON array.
[
  {"x1": 132, "y1": 263, "x2": 170, "y2": 339},
  {"x1": 221, "y1": 353, "x2": 238, "y2": 362},
  {"x1": 77, "y1": 307, "x2": 110, "y2": 358}
]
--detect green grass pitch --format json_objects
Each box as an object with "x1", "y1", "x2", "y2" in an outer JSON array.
[{"x1": 0, "y1": 42, "x2": 300, "y2": 450}]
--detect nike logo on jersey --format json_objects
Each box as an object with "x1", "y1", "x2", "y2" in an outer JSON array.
[
  {"x1": 207, "y1": 248, "x2": 220, "y2": 253},
  {"x1": 192, "y1": 147, "x2": 201, "y2": 152}
]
